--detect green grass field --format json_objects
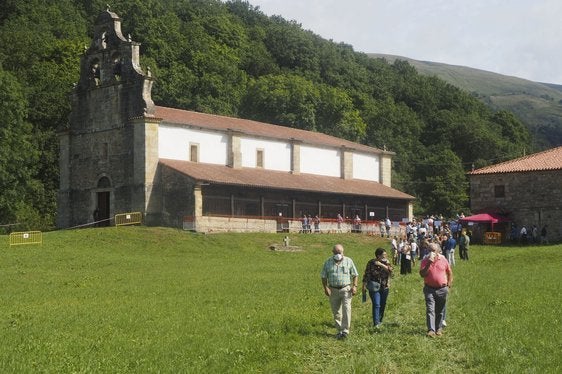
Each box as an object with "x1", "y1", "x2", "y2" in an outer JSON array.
[{"x1": 1, "y1": 227, "x2": 560, "y2": 373}]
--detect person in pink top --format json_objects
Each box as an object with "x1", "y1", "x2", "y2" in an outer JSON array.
[{"x1": 419, "y1": 242, "x2": 453, "y2": 337}]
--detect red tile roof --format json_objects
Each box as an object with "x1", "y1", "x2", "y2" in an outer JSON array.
[
  {"x1": 154, "y1": 106, "x2": 391, "y2": 155},
  {"x1": 160, "y1": 159, "x2": 414, "y2": 200},
  {"x1": 470, "y1": 146, "x2": 562, "y2": 175}
]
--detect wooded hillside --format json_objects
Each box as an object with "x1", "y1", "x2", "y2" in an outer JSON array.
[
  {"x1": 0, "y1": 0, "x2": 533, "y2": 228},
  {"x1": 370, "y1": 53, "x2": 562, "y2": 150}
]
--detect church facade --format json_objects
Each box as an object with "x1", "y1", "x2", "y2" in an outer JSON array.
[{"x1": 57, "y1": 9, "x2": 414, "y2": 231}]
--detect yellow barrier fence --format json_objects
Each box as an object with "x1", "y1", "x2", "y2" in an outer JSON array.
[
  {"x1": 115, "y1": 212, "x2": 142, "y2": 226},
  {"x1": 9, "y1": 231, "x2": 43, "y2": 246},
  {"x1": 484, "y1": 231, "x2": 502, "y2": 245}
]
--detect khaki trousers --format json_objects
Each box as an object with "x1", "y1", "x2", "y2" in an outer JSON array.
[{"x1": 329, "y1": 285, "x2": 352, "y2": 334}]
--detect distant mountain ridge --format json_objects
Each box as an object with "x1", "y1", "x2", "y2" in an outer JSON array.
[
  {"x1": 544, "y1": 82, "x2": 562, "y2": 93},
  {"x1": 369, "y1": 53, "x2": 562, "y2": 150}
]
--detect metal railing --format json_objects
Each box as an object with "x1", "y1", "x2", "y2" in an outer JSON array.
[
  {"x1": 114, "y1": 212, "x2": 143, "y2": 226},
  {"x1": 9, "y1": 231, "x2": 43, "y2": 246}
]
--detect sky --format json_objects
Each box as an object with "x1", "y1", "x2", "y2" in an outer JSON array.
[{"x1": 246, "y1": 0, "x2": 562, "y2": 84}]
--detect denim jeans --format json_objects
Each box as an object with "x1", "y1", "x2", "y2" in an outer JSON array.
[
  {"x1": 447, "y1": 250, "x2": 456, "y2": 266},
  {"x1": 423, "y1": 285, "x2": 448, "y2": 332},
  {"x1": 369, "y1": 287, "x2": 390, "y2": 326}
]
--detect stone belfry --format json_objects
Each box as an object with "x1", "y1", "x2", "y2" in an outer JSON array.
[
  {"x1": 76, "y1": 6, "x2": 155, "y2": 118},
  {"x1": 58, "y1": 7, "x2": 161, "y2": 228}
]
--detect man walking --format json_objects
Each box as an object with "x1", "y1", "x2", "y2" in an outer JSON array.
[
  {"x1": 321, "y1": 244, "x2": 359, "y2": 339},
  {"x1": 444, "y1": 234, "x2": 457, "y2": 265},
  {"x1": 419, "y1": 243, "x2": 453, "y2": 337},
  {"x1": 459, "y1": 230, "x2": 470, "y2": 260}
]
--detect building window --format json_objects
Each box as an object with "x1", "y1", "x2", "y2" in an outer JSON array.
[
  {"x1": 97, "y1": 176, "x2": 111, "y2": 188},
  {"x1": 494, "y1": 185, "x2": 505, "y2": 198},
  {"x1": 256, "y1": 149, "x2": 264, "y2": 168},
  {"x1": 101, "y1": 142, "x2": 108, "y2": 160},
  {"x1": 190, "y1": 144, "x2": 199, "y2": 162},
  {"x1": 112, "y1": 52, "x2": 122, "y2": 81},
  {"x1": 89, "y1": 58, "x2": 101, "y2": 87}
]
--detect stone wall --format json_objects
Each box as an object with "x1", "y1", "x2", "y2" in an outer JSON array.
[
  {"x1": 159, "y1": 165, "x2": 196, "y2": 228},
  {"x1": 341, "y1": 148, "x2": 353, "y2": 179},
  {"x1": 184, "y1": 216, "x2": 405, "y2": 236},
  {"x1": 380, "y1": 153, "x2": 392, "y2": 187},
  {"x1": 470, "y1": 170, "x2": 562, "y2": 242},
  {"x1": 189, "y1": 216, "x2": 278, "y2": 233}
]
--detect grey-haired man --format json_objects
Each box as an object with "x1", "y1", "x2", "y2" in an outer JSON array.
[{"x1": 321, "y1": 244, "x2": 358, "y2": 339}]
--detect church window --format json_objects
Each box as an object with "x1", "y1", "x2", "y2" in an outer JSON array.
[
  {"x1": 494, "y1": 185, "x2": 505, "y2": 198},
  {"x1": 256, "y1": 149, "x2": 264, "y2": 168},
  {"x1": 112, "y1": 53, "x2": 122, "y2": 81},
  {"x1": 97, "y1": 176, "x2": 111, "y2": 188},
  {"x1": 190, "y1": 143, "x2": 199, "y2": 162},
  {"x1": 90, "y1": 59, "x2": 101, "y2": 86},
  {"x1": 101, "y1": 142, "x2": 108, "y2": 160},
  {"x1": 97, "y1": 31, "x2": 107, "y2": 50}
]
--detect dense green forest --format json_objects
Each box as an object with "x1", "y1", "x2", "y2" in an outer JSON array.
[
  {"x1": 0, "y1": 0, "x2": 532, "y2": 229},
  {"x1": 370, "y1": 53, "x2": 562, "y2": 150}
]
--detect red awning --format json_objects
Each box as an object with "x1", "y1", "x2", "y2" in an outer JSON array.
[
  {"x1": 459, "y1": 213, "x2": 509, "y2": 224},
  {"x1": 459, "y1": 213, "x2": 510, "y2": 232}
]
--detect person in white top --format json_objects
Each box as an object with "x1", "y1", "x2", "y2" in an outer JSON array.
[{"x1": 410, "y1": 239, "x2": 418, "y2": 266}]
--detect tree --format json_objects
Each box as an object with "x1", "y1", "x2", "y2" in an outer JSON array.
[
  {"x1": 316, "y1": 85, "x2": 366, "y2": 142},
  {"x1": 492, "y1": 110, "x2": 531, "y2": 148},
  {"x1": 411, "y1": 146, "x2": 468, "y2": 217},
  {"x1": 240, "y1": 74, "x2": 319, "y2": 130},
  {"x1": 0, "y1": 68, "x2": 41, "y2": 227},
  {"x1": 264, "y1": 17, "x2": 320, "y2": 73}
]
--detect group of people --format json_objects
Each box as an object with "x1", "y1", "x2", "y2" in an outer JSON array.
[
  {"x1": 511, "y1": 223, "x2": 549, "y2": 244},
  {"x1": 320, "y1": 239, "x2": 454, "y2": 339},
  {"x1": 390, "y1": 226, "x2": 471, "y2": 272},
  {"x1": 301, "y1": 215, "x2": 320, "y2": 233}
]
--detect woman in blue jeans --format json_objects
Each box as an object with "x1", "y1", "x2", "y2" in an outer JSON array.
[{"x1": 362, "y1": 247, "x2": 394, "y2": 328}]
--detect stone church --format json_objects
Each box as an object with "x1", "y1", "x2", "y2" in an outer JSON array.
[{"x1": 57, "y1": 8, "x2": 414, "y2": 231}]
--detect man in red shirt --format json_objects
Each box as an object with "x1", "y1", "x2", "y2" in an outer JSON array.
[{"x1": 419, "y1": 242, "x2": 453, "y2": 337}]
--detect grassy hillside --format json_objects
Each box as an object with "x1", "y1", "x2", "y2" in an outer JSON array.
[
  {"x1": 370, "y1": 54, "x2": 562, "y2": 149},
  {"x1": 1, "y1": 227, "x2": 560, "y2": 372}
]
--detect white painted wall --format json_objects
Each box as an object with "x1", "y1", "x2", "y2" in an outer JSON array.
[
  {"x1": 300, "y1": 145, "x2": 341, "y2": 177},
  {"x1": 240, "y1": 138, "x2": 291, "y2": 171},
  {"x1": 353, "y1": 153, "x2": 380, "y2": 182},
  {"x1": 158, "y1": 125, "x2": 382, "y2": 182},
  {"x1": 158, "y1": 125, "x2": 228, "y2": 164}
]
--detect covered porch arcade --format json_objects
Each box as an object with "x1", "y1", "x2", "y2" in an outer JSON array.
[{"x1": 160, "y1": 159, "x2": 414, "y2": 232}]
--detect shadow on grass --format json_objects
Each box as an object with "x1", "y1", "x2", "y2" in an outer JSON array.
[
  {"x1": 359, "y1": 321, "x2": 424, "y2": 336},
  {"x1": 300, "y1": 320, "x2": 430, "y2": 340}
]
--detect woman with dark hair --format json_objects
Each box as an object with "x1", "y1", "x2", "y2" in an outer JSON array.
[{"x1": 362, "y1": 247, "x2": 393, "y2": 329}]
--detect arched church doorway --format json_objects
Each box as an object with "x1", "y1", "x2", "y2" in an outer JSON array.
[{"x1": 96, "y1": 177, "x2": 111, "y2": 226}]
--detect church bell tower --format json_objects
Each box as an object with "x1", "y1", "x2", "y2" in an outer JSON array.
[{"x1": 57, "y1": 7, "x2": 161, "y2": 228}]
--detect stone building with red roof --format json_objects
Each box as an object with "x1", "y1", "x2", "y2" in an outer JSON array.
[
  {"x1": 469, "y1": 146, "x2": 562, "y2": 242},
  {"x1": 57, "y1": 9, "x2": 414, "y2": 231}
]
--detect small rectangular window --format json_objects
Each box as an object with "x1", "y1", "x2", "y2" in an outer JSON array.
[
  {"x1": 256, "y1": 149, "x2": 264, "y2": 168},
  {"x1": 494, "y1": 185, "x2": 505, "y2": 198},
  {"x1": 190, "y1": 144, "x2": 199, "y2": 162},
  {"x1": 101, "y1": 142, "x2": 108, "y2": 160}
]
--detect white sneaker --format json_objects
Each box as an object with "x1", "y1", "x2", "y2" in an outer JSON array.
[{"x1": 442, "y1": 320, "x2": 447, "y2": 327}]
